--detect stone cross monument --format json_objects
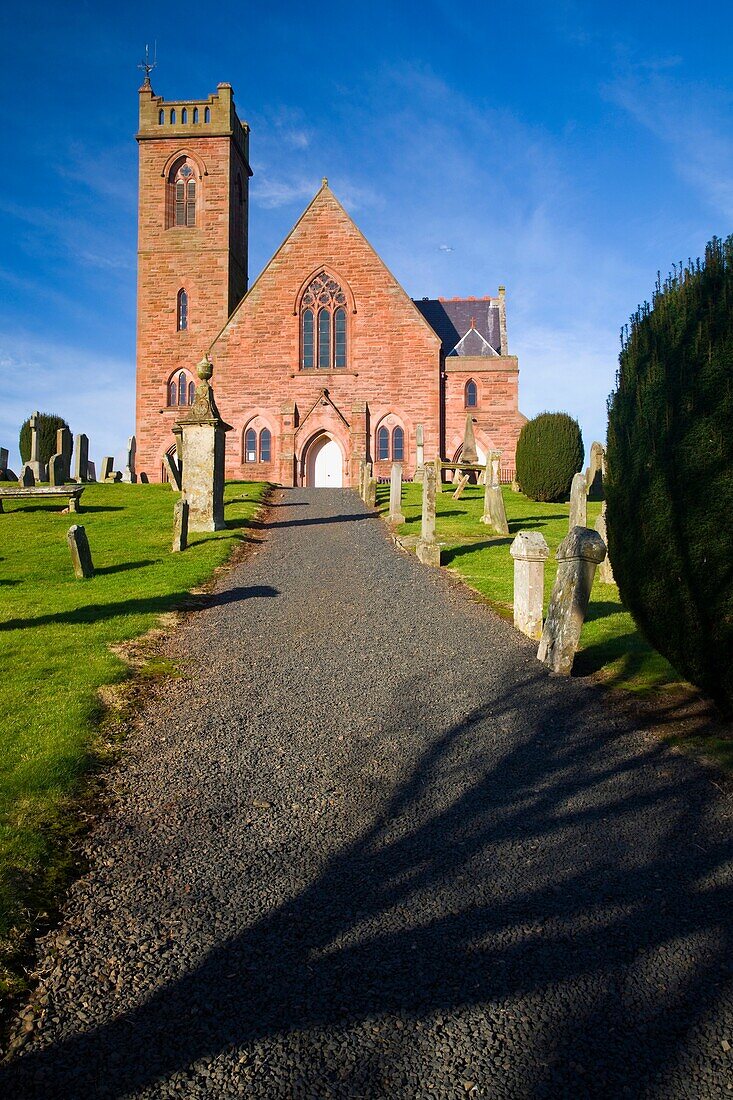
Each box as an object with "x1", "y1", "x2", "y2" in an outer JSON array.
[{"x1": 174, "y1": 357, "x2": 232, "y2": 532}]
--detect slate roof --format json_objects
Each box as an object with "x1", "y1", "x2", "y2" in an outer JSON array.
[{"x1": 413, "y1": 297, "x2": 502, "y2": 356}]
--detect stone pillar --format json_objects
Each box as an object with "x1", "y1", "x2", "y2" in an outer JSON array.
[
  {"x1": 175, "y1": 357, "x2": 232, "y2": 533},
  {"x1": 452, "y1": 473, "x2": 469, "y2": 499},
  {"x1": 172, "y1": 499, "x2": 189, "y2": 552},
  {"x1": 510, "y1": 531, "x2": 549, "y2": 641},
  {"x1": 594, "y1": 504, "x2": 616, "y2": 585},
  {"x1": 122, "y1": 436, "x2": 137, "y2": 483},
  {"x1": 67, "y1": 524, "x2": 94, "y2": 579},
  {"x1": 357, "y1": 459, "x2": 366, "y2": 500},
  {"x1": 28, "y1": 411, "x2": 46, "y2": 481},
  {"x1": 73, "y1": 434, "x2": 89, "y2": 483},
  {"x1": 537, "y1": 527, "x2": 607, "y2": 674},
  {"x1": 387, "y1": 463, "x2": 404, "y2": 523},
  {"x1": 361, "y1": 461, "x2": 372, "y2": 502},
  {"x1": 48, "y1": 453, "x2": 65, "y2": 486},
  {"x1": 414, "y1": 423, "x2": 425, "y2": 482},
  {"x1": 480, "y1": 452, "x2": 509, "y2": 534},
  {"x1": 365, "y1": 476, "x2": 377, "y2": 509},
  {"x1": 433, "y1": 456, "x2": 443, "y2": 493},
  {"x1": 416, "y1": 463, "x2": 441, "y2": 566},
  {"x1": 569, "y1": 472, "x2": 587, "y2": 530}
]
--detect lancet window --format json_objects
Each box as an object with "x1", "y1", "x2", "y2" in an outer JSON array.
[{"x1": 301, "y1": 272, "x2": 348, "y2": 370}]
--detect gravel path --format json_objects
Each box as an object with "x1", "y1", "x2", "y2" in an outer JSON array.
[{"x1": 3, "y1": 488, "x2": 733, "y2": 1099}]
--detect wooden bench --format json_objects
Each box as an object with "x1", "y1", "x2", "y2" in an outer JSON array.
[{"x1": 0, "y1": 486, "x2": 85, "y2": 514}]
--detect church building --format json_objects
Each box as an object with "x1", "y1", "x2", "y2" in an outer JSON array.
[{"x1": 135, "y1": 81, "x2": 526, "y2": 486}]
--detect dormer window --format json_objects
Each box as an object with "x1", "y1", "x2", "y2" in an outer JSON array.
[{"x1": 300, "y1": 272, "x2": 348, "y2": 369}]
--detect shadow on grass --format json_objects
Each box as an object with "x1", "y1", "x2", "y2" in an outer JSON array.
[
  {"x1": 574, "y1": 631, "x2": 672, "y2": 685},
  {"x1": 95, "y1": 560, "x2": 159, "y2": 576},
  {"x1": 3, "y1": 675, "x2": 732, "y2": 1097},
  {"x1": 1, "y1": 504, "x2": 125, "y2": 516},
  {"x1": 442, "y1": 539, "x2": 510, "y2": 564}
]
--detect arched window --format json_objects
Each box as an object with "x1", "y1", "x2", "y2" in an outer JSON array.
[
  {"x1": 300, "y1": 272, "x2": 348, "y2": 369},
  {"x1": 170, "y1": 160, "x2": 196, "y2": 227},
  {"x1": 169, "y1": 380, "x2": 177, "y2": 406},
  {"x1": 188, "y1": 380, "x2": 195, "y2": 404},
  {"x1": 392, "y1": 426, "x2": 404, "y2": 462},
  {"x1": 377, "y1": 426, "x2": 390, "y2": 461},
  {"x1": 244, "y1": 428, "x2": 257, "y2": 462},
  {"x1": 204, "y1": 107, "x2": 211, "y2": 123},
  {"x1": 181, "y1": 108, "x2": 188, "y2": 124},
  {"x1": 193, "y1": 107, "x2": 199, "y2": 123},
  {"x1": 167, "y1": 370, "x2": 195, "y2": 406},
  {"x1": 260, "y1": 428, "x2": 271, "y2": 463},
  {"x1": 177, "y1": 371, "x2": 187, "y2": 406},
  {"x1": 465, "y1": 379, "x2": 478, "y2": 408},
  {"x1": 158, "y1": 109, "x2": 165, "y2": 125},
  {"x1": 170, "y1": 108, "x2": 176, "y2": 124},
  {"x1": 177, "y1": 288, "x2": 188, "y2": 331}
]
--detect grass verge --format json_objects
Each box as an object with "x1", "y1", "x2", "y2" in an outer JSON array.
[{"x1": 0, "y1": 480, "x2": 269, "y2": 1007}]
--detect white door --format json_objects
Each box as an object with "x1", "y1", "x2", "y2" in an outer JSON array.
[{"x1": 310, "y1": 437, "x2": 343, "y2": 487}]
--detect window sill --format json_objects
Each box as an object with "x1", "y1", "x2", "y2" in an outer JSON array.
[{"x1": 291, "y1": 369, "x2": 358, "y2": 378}]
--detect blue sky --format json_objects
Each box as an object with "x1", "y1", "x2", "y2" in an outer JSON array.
[{"x1": 1, "y1": 0, "x2": 732, "y2": 469}]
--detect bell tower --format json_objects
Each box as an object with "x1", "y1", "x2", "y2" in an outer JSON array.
[{"x1": 135, "y1": 77, "x2": 252, "y2": 481}]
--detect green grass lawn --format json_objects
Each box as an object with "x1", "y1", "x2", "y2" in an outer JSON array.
[
  {"x1": 377, "y1": 479, "x2": 687, "y2": 694},
  {"x1": 0, "y1": 480, "x2": 268, "y2": 998}
]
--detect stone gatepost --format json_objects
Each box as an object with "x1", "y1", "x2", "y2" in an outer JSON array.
[
  {"x1": 416, "y1": 463, "x2": 441, "y2": 567},
  {"x1": 387, "y1": 462, "x2": 405, "y2": 523},
  {"x1": 56, "y1": 427, "x2": 73, "y2": 481},
  {"x1": 172, "y1": 498, "x2": 189, "y2": 553},
  {"x1": 122, "y1": 436, "x2": 137, "y2": 483},
  {"x1": 452, "y1": 473, "x2": 469, "y2": 499},
  {"x1": 537, "y1": 526, "x2": 607, "y2": 674},
  {"x1": 414, "y1": 423, "x2": 425, "y2": 482},
  {"x1": 28, "y1": 412, "x2": 46, "y2": 482},
  {"x1": 510, "y1": 531, "x2": 549, "y2": 641},
  {"x1": 175, "y1": 357, "x2": 232, "y2": 533},
  {"x1": 594, "y1": 504, "x2": 616, "y2": 585},
  {"x1": 480, "y1": 451, "x2": 509, "y2": 534},
  {"x1": 67, "y1": 524, "x2": 94, "y2": 579},
  {"x1": 569, "y1": 472, "x2": 588, "y2": 530},
  {"x1": 73, "y1": 434, "x2": 89, "y2": 483}
]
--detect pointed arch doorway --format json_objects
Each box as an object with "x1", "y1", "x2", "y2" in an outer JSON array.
[{"x1": 305, "y1": 433, "x2": 343, "y2": 487}]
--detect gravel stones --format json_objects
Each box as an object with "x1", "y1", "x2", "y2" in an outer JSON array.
[{"x1": 2, "y1": 488, "x2": 733, "y2": 1098}]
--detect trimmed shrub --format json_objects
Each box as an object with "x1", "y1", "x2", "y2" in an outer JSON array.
[
  {"x1": 19, "y1": 413, "x2": 69, "y2": 467},
  {"x1": 515, "y1": 412, "x2": 584, "y2": 502},
  {"x1": 606, "y1": 236, "x2": 733, "y2": 716}
]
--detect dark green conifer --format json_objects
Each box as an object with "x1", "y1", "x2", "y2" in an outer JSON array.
[{"x1": 515, "y1": 412, "x2": 584, "y2": 502}]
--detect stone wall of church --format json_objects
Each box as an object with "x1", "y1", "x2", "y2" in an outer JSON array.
[{"x1": 443, "y1": 358, "x2": 526, "y2": 475}]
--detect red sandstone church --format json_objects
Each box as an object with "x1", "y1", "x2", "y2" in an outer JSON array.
[{"x1": 135, "y1": 80, "x2": 526, "y2": 486}]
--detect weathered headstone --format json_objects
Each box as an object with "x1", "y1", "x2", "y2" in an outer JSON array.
[
  {"x1": 100, "y1": 456, "x2": 114, "y2": 482},
  {"x1": 537, "y1": 526, "x2": 607, "y2": 674},
  {"x1": 0, "y1": 448, "x2": 7, "y2": 478},
  {"x1": 164, "y1": 451, "x2": 182, "y2": 491},
  {"x1": 480, "y1": 452, "x2": 509, "y2": 534},
  {"x1": 363, "y1": 461, "x2": 373, "y2": 503},
  {"x1": 73, "y1": 434, "x2": 89, "y2": 483},
  {"x1": 172, "y1": 498, "x2": 189, "y2": 552},
  {"x1": 511, "y1": 479, "x2": 521, "y2": 493},
  {"x1": 416, "y1": 463, "x2": 441, "y2": 567},
  {"x1": 510, "y1": 531, "x2": 549, "y2": 641},
  {"x1": 568, "y1": 471, "x2": 588, "y2": 530},
  {"x1": 56, "y1": 426, "x2": 73, "y2": 482},
  {"x1": 387, "y1": 463, "x2": 405, "y2": 524},
  {"x1": 86, "y1": 460, "x2": 97, "y2": 483},
  {"x1": 594, "y1": 503, "x2": 616, "y2": 585},
  {"x1": 365, "y1": 476, "x2": 377, "y2": 509},
  {"x1": 48, "y1": 453, "x2": 65, "y2": 486},
  {"x1": 433, "y1": 456, "x2": 443, "y2": 493},
  {"x1": 122, "y1": 435, "x2": 137, "y2": 483},
  {"x1": 67, "y1": 524, "x2": 94, "y2": 579},
  {"x1": 452, "y1": 473, "x2": 470, "y2": 499},
  {"x1": 175, "y1": 357, "x2": 232, "y2": 532},
  {"x1": 585, "y1": 441, "x2": 606, "y2": 501},
  {"x1": 28, "y1": 411, "x2": 46, "y2": 481},
  {"x1": 414, "y1": 423, "x2": 425, "y2": 482},
  {"x1": 357, "y1": 459, "x2": 366, "y2": 499},
  {"x1": 20, "y1": 465, "x2": 35, "y2": 487}
]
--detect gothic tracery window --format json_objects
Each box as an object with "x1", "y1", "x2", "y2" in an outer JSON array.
[
  {"x1": 168, "y1": 159, "x2": 197, "y2": 228},
  {"x1": 301, "y1": 272, "x2": 347, "y2": 369},
  {"x1": 167, "y1": 369, "x2": 195, "y2": 407}
]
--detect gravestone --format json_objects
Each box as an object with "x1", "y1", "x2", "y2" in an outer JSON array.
[
  {"x1": 175, "y1": 357, "x2": 232, "y2": 532},
  {"x1": 357, "y1": 459, "x2": 366, "y2": 499},
  {"x1": 0, "y1": 447, "x2": 7, "y2": 480},
  {"x1": 365, "y1": 476, "x2": 377, "y2": 509},
  {"x1": 28, "y1": 411, "x2": 47, "y2": 481},
  {"x1": 73, "y1": 434, "x2": 89, "y2": 483},
  {"x1": 20, "y1": 465, "x2": 35, "y2": 487},
  {"x1": 100, "y1": 456, "x2": 114, "y2": 481},
  {"x1": 462, "y1": 414, "x2": 478, "y2": 465},
  {"x1": 67, "y1": 524, "x2": 94, "y2": 579},
  {"x1": 414, "y1": 423, "x2": 425, "y2": 482},
  {"x1": 387, "y1": 463, "x2": 405, "y2": 524},
  {"x1": 416, "y1": 463, "x2": 441, "y2": 567},
  {"x1": 362, "y1": 461, "x2": 373, "y2": 503},
  {"x1": 585, "y1": 441, "x2": 606, "y2": 501},
  {"x1": 568, "y1": 472, "x2": 588, "y2": 530},
  {"x1": 123, "y1": 435, "x2": 137, "y2": 483},
  {"x1": 537, "y1": 526, "x2": 606, "y2": 674},
  {"x1": 48, "y1": 453, "x2": 65, "y2": 486},
  {"x1": 433, "y1": 456, "x2": 443, "y2": 493},
  {"x1": 56, "y1": 426, "x2": 73, "y2": 482},
  {"x1": 594, "y1": 504, "x2": 616, "y2": 585},
  {"x1": 480, "y1": 451, "x2": 509, "y2": 534},
  {"x1": 510, "y1": 531, "x2": 549, "y2": 641},
  {"x1": 86, "y1": 460, "x2": 97, "y2": 483},
  {"x1": 452, "y1": 473, "x2": 470, "y2": 499},
  {"x1": 172, "y1": 498, "x2": 189, "y2": 552},
  {"x1": 164, "y1": 451, "x2": 182, "y2": 491}
]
